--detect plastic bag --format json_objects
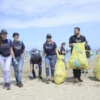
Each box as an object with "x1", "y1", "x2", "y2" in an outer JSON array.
[
  {"x1": 67, "y1": 43, "x2": 89, "y2": 70},
  {"x1": 54, "y1": 55, "x2": 67, "y2": 84},
  {"x1": 90, "y1": 51, "x2": 93, "y2": 56},
  {"x1": 93, "y1": 55, "x2": 100, "y2": 81}
]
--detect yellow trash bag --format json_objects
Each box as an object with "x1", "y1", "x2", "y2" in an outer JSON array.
[
  {"x1": 54, "y1": 55, "x2": 67, "y2": 84},
  {"x1": 93, "y1": 55, "x2": 100, "y2": 81},
  {"x1": 67, "y1": 42, "x2": 89, "y2": 70}
]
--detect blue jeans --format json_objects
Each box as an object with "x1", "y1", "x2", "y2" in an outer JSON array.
[
  {"x1": 13, "y1": 54, "x2": 24, "y2": 84},
  {"x1": 45, "y1": 55, "x2": 57, "y2": 77}
]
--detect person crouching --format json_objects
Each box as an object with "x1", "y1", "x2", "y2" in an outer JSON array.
[{"x1": 29, "y1": 49, "x2": 43, "y2": 80}]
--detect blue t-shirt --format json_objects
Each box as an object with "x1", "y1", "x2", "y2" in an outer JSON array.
[
  {"x1": 12, "y1": 41, "x2": 25, "y2": 57},
  {"x1": 0, "y1": 39, "x2": 12, "y2": 57},
  {"x1": 43, "y1": 42, "x2": 57, "y2": 55}
]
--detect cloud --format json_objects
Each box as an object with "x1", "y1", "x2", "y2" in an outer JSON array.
[
  {"x1": 0, "y1": 0, "x2": 100, "y2": 28},
  {"x1": 0, "y1": 0, "x2": 69, "y2": 15},
  {"x1": 0, "y1": 12, "x2": 100, "y2": 28}
]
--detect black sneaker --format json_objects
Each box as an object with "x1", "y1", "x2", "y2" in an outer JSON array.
[
  {"x1": 78, "y1": 79, "x2": 83, "y2": 82},
  {"x1": 86, "y1": 71, "x2": 88, "y2": 74},
  {"x1": 46, "y1": 79, "x2": 50, "y2": 84},
  {"x1": 73, "y1": 79, "x2": 78, "y2": 83},
  {"x1": 3, "y1": 83, "x2": 7, "y2": 89},
  {"x1": 16, "y1": 83, "x2": 18, "y2": 86},
  {"x1": 81, "y1": 70, "x2": 84, "y2": 73},
  {"x1": 33, "y1": 76, "x2": 37, "y2": 79},
  {"x1": 39, "y1": 76, "x2": 43, "y2": 79},
  {"x1": 18, "y1": 83, "x2": 23, "y2": 87},
  {"x1": 29, "y1": 76, "x2": 36, "y2": 79},
  {"x1": 51, "y1": 78, "x2": 55, "y2": 83},
  {"x1": 52, "y1": 80, "x2": 55, "y2": 83},
  {"x1": 6, "y1": 83, "x2": 10, "y2": 90}
]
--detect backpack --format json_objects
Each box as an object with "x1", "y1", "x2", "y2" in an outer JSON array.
[
  {"x1": 7, "y1": 39, "x2": 11, "y2": 46},
  {"x1": 12, "y1": 41, "x2": 23, "y2": 46},
  {"x1": 30, "y1": 48, "x2": 41, "y2": 63},
  {"x1": 44, "y1": 41, "x2": 55, "y2": 49},
  {"x1": 44, "y1": 41, "x2": 54, "y2": 45}
]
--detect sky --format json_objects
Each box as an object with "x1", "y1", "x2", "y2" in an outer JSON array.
[{"x1": 0, "y1": 0, "x2": 100, "y2": 50}]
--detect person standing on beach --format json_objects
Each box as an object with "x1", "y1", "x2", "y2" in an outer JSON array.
[
  {"x1": 59, "y1": 42, "x2": 68, "y2": 63},
  {"x1": 12, "y1": 33, "x2": 28, "y2": 87},
  {"x1": 82, "y1": 44, "x2": 91, "y2": 74},
  {"x1": 42, "y1": 34, "x2": 58, "y2": 84},
  {"x1": 69, "y1": 27, "x2": 87, "y2": 83},
  {"x1": 0, "y1": 29, "x2": 15, "y2": 90}
]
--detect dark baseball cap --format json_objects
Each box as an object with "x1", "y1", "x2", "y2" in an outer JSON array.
[
  {"x1": 46, "y1": 34, "x2": 52, "y2": 38},
  {"x1": 1, "y1": 29, "x2": 8, "y2": 34}
]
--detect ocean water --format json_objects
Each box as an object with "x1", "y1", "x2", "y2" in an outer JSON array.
[
  {"x1": 27, "y1": 49, "x2": 97, "y2": 61},
  {"x1": 65, "y1": 49, "x2": 97, "y2": 61}
]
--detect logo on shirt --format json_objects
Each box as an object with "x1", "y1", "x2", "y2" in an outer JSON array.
[
  {"x1": 13, "y1": 46, "x2": 22, "y2": 50},
  {"x1": 75, "y1": 39, "x2": 82, "y2": 43},
  {"x1": 1, "y1": 43, "x2": 8, "y2": 47},
  {"x1": 45, "y1": 46, "x2": 53, "y2": 49}
]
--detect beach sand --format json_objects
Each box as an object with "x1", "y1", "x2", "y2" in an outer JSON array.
[{"x1": 0, "y1": 58, "x2": 100, "y2": 100}]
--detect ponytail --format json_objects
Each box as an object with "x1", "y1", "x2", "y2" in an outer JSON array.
[{"x1": 61, "y1": 42, "x2": 66, "y2": 47}]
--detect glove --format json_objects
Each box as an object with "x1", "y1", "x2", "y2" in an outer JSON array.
[
  {"x1": 42, "y1": 57, "x2": 45, "y2": 62},
  {"x1": 13, "y1": 58, "x2": 18, "y2": 65},
  {"x1": 36, "y1": 64, "x2": 39, "y2": 69}
]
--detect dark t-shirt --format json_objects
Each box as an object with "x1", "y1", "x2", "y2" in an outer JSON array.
[
  {"x1": 85, "y1": 45, "x2": 91, "y2": 58},
  {"x1": 12, "y1": 41, "x2": 25, "y2": 57},
  {"x1": 43, "y1": 42, "x2": 57, "y2": 55},
  {"x1": 30, "y1": 54, "x2": 42, "y2": 64},
  {"x1": 69, "y1": 35, "x2": 87, "y2": 52},
  {"x1": 60, "y1": 46, "x2": 66, "y2": 55},
  {"x1": 0, "y1": 39, "x2": 12, "y2": 57}
]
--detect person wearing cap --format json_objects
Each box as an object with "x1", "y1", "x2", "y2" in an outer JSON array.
[
  {"x1": 42, "y1": 34, "x2": 58, "y2": 84},
  {"x1": 69, "y1": 27, "x2": 87, "y2": 83},
  {"x1": 12, "y1": 33, "x2": 28, "y2": 87},
  {"x1": 59, "y1": 42, "x2": 67, "y2": 62},
  {"x1": 29, "y1": 48, "x2": 43, "y2": 80},
  {"x1": 81, "y1": 44, "x2": 91, "y2": 74},
  {"x1": 0, "y1": 29, "x2": 15, "y2": 90}
]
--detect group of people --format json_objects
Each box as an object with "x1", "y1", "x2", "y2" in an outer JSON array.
[
  {"x1": 0, "y1": 27, "x2": 92, "y2": 90},
  {"x1": 0, "y1": 30, "x2": 28, "y2": 90}
]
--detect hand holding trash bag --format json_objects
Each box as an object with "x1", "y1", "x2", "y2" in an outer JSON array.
[
  {"x1": 67, "y1": 42, "x2": 89, "y2": 70},
  {"x1": 13, "y1": 58, "x2": 18, "y2": 66}
]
